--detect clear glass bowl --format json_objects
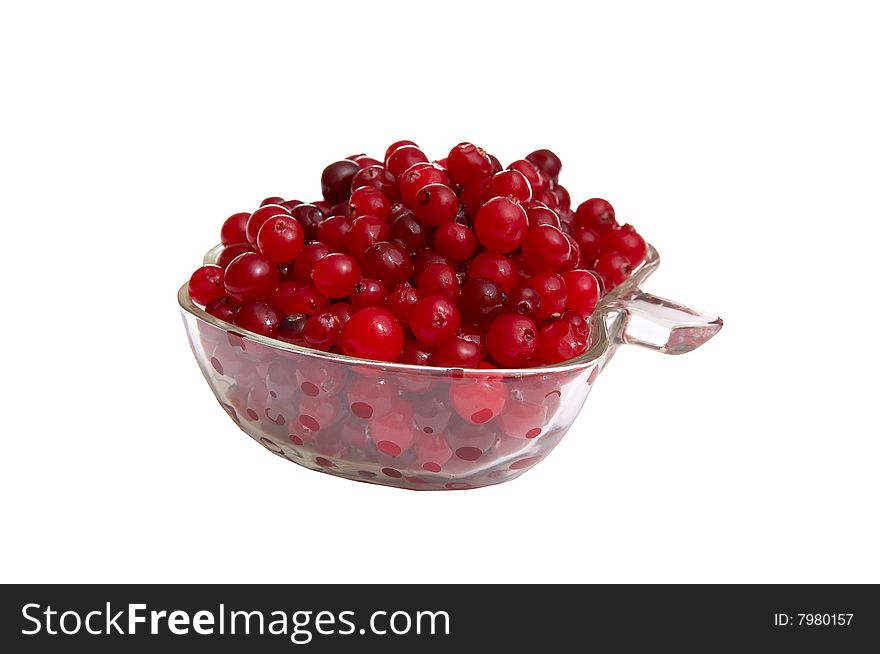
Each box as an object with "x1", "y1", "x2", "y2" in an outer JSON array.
[{"x1": 178, "y1": 244, "x2": 721, "y2": 490}]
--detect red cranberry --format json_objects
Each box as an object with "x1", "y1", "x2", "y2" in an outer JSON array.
[
  {"x1": 279, "y1": 284, "x2": 330, "y2": 316},
  {"x1": 409, "y1": 295, "x2": 461, "y2": 346},
  {"x1": 339, "y1": 307, "x2": 404, "y2": 362},
  {"x1": 459, "y1": 278, "x2": 506, "y2": 324},
  {"x1": 446, "y1": 142, "x2": 492, "y2": 186},
  {"x1": 474, "y1": 197, "x2": 529, "y2": 253},
  {"x1": 418, "y1": 263, "x2": 460, "y2": 301},
  {"x1": 311, "y1": 253, "x2": 360, "y2": 298},
  {"x1": 413, "y1": 183, "x2": 458, "y2": 226},
  {"x1": 539, "y1": 320, "x2": 587, "y2": 364},
  {"x1": 389, "y1": 210, "x2": 432, "y2": 254},
  {"x1": 413, "y1": 249, "x2": 453, "y2": 280},
  {"x1": 234, "y1": 300, "x2": 282, "y2": 337},
  {"x1": 346, "y1": 376, "x2": 399, "y2": 420},
  {"x1": 351, "y1": 165, "x2": 398, "y2": 201},
  {"x1": 205, "y1": 296, "x2": 238, "y2": 322},
  {"x1": 521, "y1": 225, "x2": 572, "y2": 273},
  {"x1": 188, "y1": 265, "x2": 225, "y2": 305},
  {"x1": 289, "y1": 203, "x2": 325, "y2": 242},
  {"x1": 349, "y1": 186, "x2": 391, "y2": 221},
  {"x1": 315, "y1": 215, "x2": 352, "y2": 252},
  {"x1": 526, "y1": 205, "x2": 561, "y2": 229},
  {"x1": 525, "y1": 149, "x2": 562, "y2": 182},
  {"x1": 270, "y1": 281, "x2": 303, "y2": 314},
  {"x1": 504, "y1": 284, "x2": 541, "y2": 318},
  {"x1": 399, "y1": 163, "x2": 449, "y2": 207},
  {"x1": 525, "y1": 272, "x2": 567, "y2": 319},
  {"x1": 560, "y1": 233, "x2": 581, "y2": 271},
  {"x1": 329, "y1": 302, "x2": 353, "y2": 327},
  {"x1": 507, "y1": 159, "x2": 544, "y2": 190},
  {"x1": 220, "y1": 212, "x2": 250, "y2": 245},
  {"x1": 468, "y1": 252, "x2": 519, "y2": 293},
  {"x1": 303, "y1": 312, "x2": 342, "y2": 351},
  {"x1": 385, "y1": 145, "x2": 428, "y2": 178},
  {"x1": 602, "y1": 225, "x2": 647, "y2": 267},
  {"x1": 593, "y1": 251, "x2": 632, "y2": 291},
  {"x1": 351, "y1": 278, "x2": 388, "y2": 309},
  {"x1": 321, "y1": 160, "x2": 360, "y2": 204},
  {"x1": 345, "y1": 215, "x2": 389, "y2": 257},
  {"x1": 224, "y1": 252, "x2": 279, "y2": 302},
  {"x1": 385, "y1": 283, "x2": 421, "y2": 327},
  {"x1": 533, "y1": 187, "x2": 559, "y2": 209},
  {"x1": 245, "y1": 204, "x2": 289, "y2": 246},
  {"x1": 216, "y1": 243, "x2": 253, "y2": 270},
  {"x1": 450, "y1": 377, "x2": 508, "y2": 424},
  {"x1": 361, "y1": 241, "x2": 413, "y2": 285},
  {"x1": 575, "y1": 198, "x2": 618, "y2": 233},
  {"x1": 280, "y1": 199, "x2": 304, "y2": 212},
  {"x1": 485, "y1": 169, "x2": 532, "y2": 203},
  {"x1": 487, "y1": 153, "x2": 503, "y2": 174},
  {"x1": 434, "y1": 222, "x2": 477, "y2": 262},
  {"x1": 487, "y1": 314, "x2": 539, "y2": 367},
  {"x1": 368, "y1": 400, "x2": 415, "y2": 456},
  {"x1": 562, "y1": 309, "x2": 590, "y2": 338},
  {"x1": 277, "y1": 313, "x2": 308, "y2": 345},
  {"x1": 553, "y1": 185, "x2": 572, "y2": 210},
  {"x1": 562, "y1": 270, "x2": 601, "y2": 317},
  {"x1": 458, "y1": 323, "x2": 488, "y2": 353},
  {"x1": 400, "y1": 339, "x2": 432, "y2": 366},
  {"x1": 575, "y1": 226, "x2": 603, "y2": 265},
  {"x1": 312, "y1": 200, "x2": 333, "y2": 217},
  {"x1": 429, "y1": 337, "x2": 483, "y2": 367},
  {"x1": 460, "y1": 177, "x2": 490, "y2": 216},
  {"x1": 330, "y1": 201, "x2": 351, "y2": 217},
  {"x1": 256, "y1": 215, "x2": 305, "y2": 264},
  {"x1": 384, "y1": 140, "x2": 418, "y2": 161},
  {"x1": 294, "y1": 241, "x2": 332, "y2": 283}
]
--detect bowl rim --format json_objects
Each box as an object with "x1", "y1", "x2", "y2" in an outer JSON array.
[{"x1": 178, "y1": 244, "x2": 660, "y2": 376}]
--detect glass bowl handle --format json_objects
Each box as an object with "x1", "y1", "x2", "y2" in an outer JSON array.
[{"x1": 608, "y1": 289, "x2": 723, "y2": 354}]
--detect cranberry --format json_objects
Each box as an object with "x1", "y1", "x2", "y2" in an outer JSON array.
[
  {"x1": 224, "y1": 252, "x2": 279, "y2": 302},
  {"x1": 593, "y1": 251, "x2": 632, "y2": 291},
  {"x1": 351, "y1": 165, "x2": 398, "y2": 200},
  {"x1": 562, "y1": 309, "x2": 590, "y2": 338},
  {"x1": 321, "y1": 159, "x2": 360, "y2": 204},
  {"x1": 385, "y1": 145, "x2": 428, "y2": 178},
  {"x1": 216, "y1": 243, "x2": 253, "y2": 270},
  {"x1": 409, "y1": 295, "x2": 461, "y2": 346},
  {"x1": 538, "y1": 320, "x2": 587, "y2": 364},
  {"x1": 329, "y1": 302, "x2": 353, "y2": 326},
  {"x1": 413, "y1": 249, "x2": 453, "y2": 281},
  {"x1": 575, "y1": 198, "x2": 618, "y2": 233},
  {"x1": 468, "y1": 252, "x2": 519, "y2": 293},
  {"x1": 508, "y1": 159, "x2": 544, "y2": 190},
  {"x1": 279, "y1": 284, "x2": 330, "y2": 316},
  {"x1": 234, "y1": 301, "x2": 282, "y2": 337},
  {"x1": 361, "y1": 241, "x2": 413, "y2": 285},
  {"x1": 205, "y1": 296, "x2": 238, "y2": 322},
  {"x1": 457, "y1": 323, "x2": 488, "y2": 353},
  {"x1": 487, "y1": 153, "x2": 503, "y2": 174},
  {"x1": 459, "y1": 278, "x2": 506, "y2": 324},
  {"x1": 347, "y1": 376, "x2": 399, "y2": 420},
  {"x1": 560, "y1": 233, "x2": 581, "y2": 271},
  {"x1": 413, "y1": 183, "x2": 458, "y2": 226},
  {"x1": 399, "y1": 163, "x2": 449, "y2": 207},
  {"x1": 294, "y1": 241, "x2": 332, "y2": 283},
  {"x1": 400, "y1": 339, "x2": 432, "y2": 366},
  {"x1": 289, "y1": 203, "x2": 325, "y2": 242},
  {"x1": 270, "y1": 281, "x2": 303, "y2": 313},
  {"x1": 386, "y1": 283, "x2": 421, "y2": 327},
  {"x1": 521, "y1": 225, "x2": 572, "y2": 273},
  {"x1": 562, "y1": 270, "x2": 601, "y2": 317},
  {"x1": 553, "y1": 185, "x2": 572, "y2": 210},
  {"x1": 189, "y1": 265, "x2": 225, "y2": 305},
  {"x1": 485, "y1": 169, "x2": 532, "y2": 203},
  {"x1": 418, "y1": 263, "x2": 460, "y2": 301},
  {"x1": 434, "y1": 222, "x2": 477, "y2": 262},
  {"x1": 474, "y1": 197, "x2": 529, "y2": 253},
  {"x1": 429, "y1": 337, "x2": 483, "y2": 368},
  {"x1": 368, "y1": 400, "x2": 415, "y2": 456},
  {"x1": 245, "y1": 204, "x2": 289, "y2": 246},
  {"x1": 446, "y1": 142, "x2": 492, "y2": 186},
  {"x1": 312, "y1": 200, "x2": 333, "y2": 217},
  {"x1": 351, "y1": 278, "x2": 388, "y2": 309},
  {"x1": 389, "y1": 209, "x2": 432, "y2": 254},
  {"x1": 315, "y1": 215, "x2": 352, "y2": 251},
  {"x1": 349, "y1": 186, "x2": 391, "y2": 221},
  {"x1": 281, "y1": 199, "x2": 304, "y2": 212},
  {"x1": 526, "y1": 204, "x2": 561, "y2": 229},
  {"x1": 450, "y1": 378, "x2": 508, "y2": 424},
  {"x1": 575, "y1": 226, "x2": 603, "y2": 265},
  {"x1": 277, "y1": 313, "x2": 308, "y2": 345},
  {"x1": 339, "y1": 307, "x2": 404, "y2": 362},
  {"x1": 302, "y1": 312, "x2": 342, "y2": 351},
  {"x1": 220, "y1": 212, "x2": 250, "y2": 245},
  {"x1": 525, "y1": 149, "x2": 562, "y2": 181},
  {"x1": 602, "y1": 225, "x2": 647, "y2": 267},
  {"x1": 525, "y1": 272, "x2": 567, "y2": 319},
  {"x1": 311, "y1": 253, "x2": 360, "y2": 298},
  {"x1": 330, "y1": 201, "x2": 351, "y2": 217},
  {"x1": 533, "y1": 187, "x2": 559, "y2": 209},
  {"x1": 504, "y1": 284, "x2": 541, "y2": 318},
  {"x1": 345, "y1": 215, "x2": 389, "y2": 257},
  {"x1": 460, "y1": 177, "x2": 490, "y2": 216},
  {"x1": 487, "y1": 314, "x2": 539, "y2": 367},
  {"x1": 384, "y1": 140, "x2": 418, "y2": 161},
  {"x1": 256, "y1": 215, "x2": 305, "y2": 264}
]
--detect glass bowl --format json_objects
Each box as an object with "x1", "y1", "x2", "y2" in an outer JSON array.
[{"x1": 178, "y1": 244, "x2": 721, "y2": 490}]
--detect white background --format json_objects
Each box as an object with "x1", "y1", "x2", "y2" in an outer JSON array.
[{"x1": 1, "y1": 1, "x2": 878, "y2": 583}]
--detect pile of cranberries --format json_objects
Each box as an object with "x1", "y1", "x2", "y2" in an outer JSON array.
[{"x1": 188, "y1": 141, "x2": 647, "y2": 368}]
